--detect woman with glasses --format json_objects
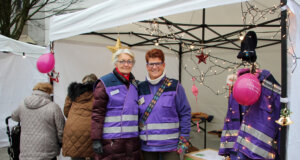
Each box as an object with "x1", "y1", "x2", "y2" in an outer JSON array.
[
  {"x1": 138, "y1": 48, "x2": 191, "y2": 160},
  {"x1": 91, "y1": 48, "x2": 140, "y2": 160}
]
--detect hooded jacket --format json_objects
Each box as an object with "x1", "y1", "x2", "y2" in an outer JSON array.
[
  {"x1": 11, "y1": 90, "x2": 65, "y2": 160},
  {"x1": 62, "y1": 82, "x2": 95, "y2": 158}
]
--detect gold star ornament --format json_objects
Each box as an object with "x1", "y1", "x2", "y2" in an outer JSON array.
[{"x1": 106, "y1": 38, "x2": 129, "y2": 53}]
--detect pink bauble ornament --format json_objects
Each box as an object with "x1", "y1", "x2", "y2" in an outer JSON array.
[
  {"x1": 36, "y1": 53, "x2": 55, "y2": 73},
  {"x1": 233, "y1": 73, "x2": 261, "y2": 106}
]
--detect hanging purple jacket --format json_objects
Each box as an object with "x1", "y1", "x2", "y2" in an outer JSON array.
[
  {"x1": 100, "y1": 73, "x2": 139, "y2": 139},
  {"x1": 138, "y1": 77, "x2": 191, "y2": 152},
  {"x1": 219, "y1": 70, "x2": 281, "y2": 160}
]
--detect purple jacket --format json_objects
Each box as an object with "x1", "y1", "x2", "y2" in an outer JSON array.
[
  {"x1": 100, "y1": 73, "x2": 139, "y2": 139},
  {"x1": 219, "y1": 70, "x2": 281, "y2": 160},
  {"x1": 138, "y1": 77, "x2": 191, "y2": 152}
]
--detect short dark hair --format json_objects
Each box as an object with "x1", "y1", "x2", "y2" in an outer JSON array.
[{"x1": 145, "y1": 48, "x2": 165, "y2": 63}]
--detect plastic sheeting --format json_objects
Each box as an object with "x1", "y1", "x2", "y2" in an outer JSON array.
[
  {"x1": 0, "y1": 52, "x2": 48, "y2": 147},
  {"x1": 287, "y1": 1, "x2": 300, "y2": 159},
  {"x1": 0, "y1": 35, "x2": 47, "y2": 58},
  {"x1": 49, "y1": 0, "x2": 246, "y2": 41}
]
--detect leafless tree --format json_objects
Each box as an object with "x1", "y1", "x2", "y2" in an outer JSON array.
[{"x1": 0, "y1": 0, "x2": 82, "y2": 40}]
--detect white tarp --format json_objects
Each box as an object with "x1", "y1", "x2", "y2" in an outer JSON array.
[
  {"x1": 0, "y1": 35, "x2": 47, "y2": 58},
  {"x1": 0, "y1": 52, "x2": 48, "y2": 147},
  {"x1": 49, "y1": 0, "x2": 246, "y2": 41},
  {"x1": 287, "y1": 1, "x2": 300, "y2": 159}
]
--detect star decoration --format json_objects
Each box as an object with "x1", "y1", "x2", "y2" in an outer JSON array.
[
  {"x1": 106, "y1": 38, "x2": 129, "y2": 53},
  {"x1": 196, "y1": 52, "x2": 208, "y2": 64}
]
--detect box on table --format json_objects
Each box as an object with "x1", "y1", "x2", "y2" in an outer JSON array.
[{"x1": 184, "y1": 148, "x2": 224, "y2": 160}]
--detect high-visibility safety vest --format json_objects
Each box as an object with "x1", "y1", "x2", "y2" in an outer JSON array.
[
  {"x1": 138, "y1": 78, "x2": 180, "y2": 146},
  {"x1": 219, "y1": 70, "x2": 281, "y2": 160},
  {"x1": 100, "y1": 73, "x2": 139, "y2": 139}
]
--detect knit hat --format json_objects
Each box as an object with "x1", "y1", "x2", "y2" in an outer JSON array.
[
  {"x1": 33, "y1": 82, "x2": 53, "y2": 94},
  {"x1": 82, "y1": 73, "x2": 98, "y2": 84},
  {"x1": 237, "y1": 31, "x2": 257, "y2": 63}
]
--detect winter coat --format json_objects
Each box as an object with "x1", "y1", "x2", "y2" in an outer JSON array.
[
  {"x1": 11, "y1": 90, "x2": 65, "y2": 160},
  {"x1": 219, "y1": 69, "x2": 281, "y2": 159},
  {"x1": 62, "y1": 82, "x2": 95, "y2": 158},
  {"x1": 138, "y1": 77, "x2": 191, "y2": 152},
  {"x1": 91, "y1": 69, "x2": 140, "y2": 160}
]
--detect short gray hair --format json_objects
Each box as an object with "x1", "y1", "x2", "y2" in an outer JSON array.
[{"x1": 112, "y1": 49, "x2": 135, "y2": 65}]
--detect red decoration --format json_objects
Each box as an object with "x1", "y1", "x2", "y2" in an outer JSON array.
[
  {"x1": 196, "y1": 52, "x2": 208, "y2": 64},
  {"x1": 47, "y1": 69, "x2": 60, "y2": 83}
]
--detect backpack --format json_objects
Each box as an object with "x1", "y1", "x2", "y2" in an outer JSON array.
[{"x1": 5, "y1": 116, "x2": 21, "y2": 160}]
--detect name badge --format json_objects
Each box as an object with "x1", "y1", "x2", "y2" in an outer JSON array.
[
  {"x1": 110, "y1": 89, "x2": 119, "y2": 96},
  {"x1": 138, "y1": 97, "x2": 145, "y2": 105}
]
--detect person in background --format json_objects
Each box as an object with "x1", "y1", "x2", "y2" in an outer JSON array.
[
  {"x1": 138, "y1": 48, "x2": 191, "y2": 160},
  {"x1": 91, "y1": 48, "x2": 140, "y2": 160},
  {"x1": 11, "y1": 82, "x2": 65, "y2": 160},
  {"x1": 62, "y1": 74, "x2": 98, "y2": 160}
]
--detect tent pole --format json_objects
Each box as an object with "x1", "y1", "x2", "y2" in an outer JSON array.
[
  {"x1": 202, "y1": 8, "x2": 205, "y2": 44},
  {"x1": 280, "y1": 0, "x2": 287, "y2": 159},
  {"x1": 179, "y1": 43, "x2": 182, "y2": 82}
]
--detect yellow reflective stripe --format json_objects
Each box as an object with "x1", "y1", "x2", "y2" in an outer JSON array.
[
  {"x1": 140, "y1": 133, "x2": 179, "y2": 141},
  {"x1": 237, "y1": 136, "x2": 275, "y2": 159},
  {"x1": 103, "y1": 126, "x2": 138, "y2": 133},
  {"x1": 141, "y1": 123, "x2": 179, "y2": 130},
  {"x1": 220, "y1": 142, "x2": 235, "y2": 149},
  {"x1": 104, "y1": 115, "x2": 138, "y2": 122},
  {"x1": 262, "y1": 80, "x2": 281, "y2": 94},
  {"x1": 221, "y1": 130, "x2": 239, "y2": 137},
  {"x1": 240, "y1": 124, "x2": 274, "y2": 147}
]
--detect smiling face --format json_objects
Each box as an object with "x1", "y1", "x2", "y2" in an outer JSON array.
[
  {"x1": 115, "y1": 53, "x2": 134, "y2": 75},
  {"x1": 147, "y1": 57, "x2": 165, "y2": 80}
]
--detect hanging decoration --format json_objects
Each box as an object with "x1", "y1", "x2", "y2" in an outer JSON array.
[
  {"x1": 191, "y1": 77, "x2": 199, "y2": 102},
  {"x1": 36, "y1": 52, "x2": 55, "y2": 73},
  {"x1": 106, "y1": 37, "x2": 129, "y2": 54},
  {"x1": 226, "y1": 74, "x2": 237, "y2": 96},
  {"x1": 232, "y1": 73, "x2": 261, "y2": 106},
  {"x1": 276, "y1": 107, "x2": 293, "y2": 126},
  {"x1": 47, "y1": 69, "x2": 60, "y2": 83},
  {"x1": 195, "y1": 49, "x2": 208, "y2": 64}
]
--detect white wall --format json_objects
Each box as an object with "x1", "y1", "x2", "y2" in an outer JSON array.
[{"x1": 0, "y1": 52, "x2": 48, "y2": 147}]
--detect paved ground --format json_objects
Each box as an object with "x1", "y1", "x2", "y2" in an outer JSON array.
[{"x1": 0, "y1": 147, "x2": 9, "y2": 160}]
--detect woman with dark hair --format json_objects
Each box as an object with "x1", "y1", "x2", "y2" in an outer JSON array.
[{"x1": 62, "y1": 74, "x2": 98, "y2": 160}]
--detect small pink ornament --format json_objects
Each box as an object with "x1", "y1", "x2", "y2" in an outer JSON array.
[
  {"x1": 191, "y1": 77, "x2": 199, "y2": 102},
  {"x1": 36, "y1": 53, "x2": 55, "y2": 73},
  {"x1": 233, "y1": 73, "x2": 261, "y2": 106}
]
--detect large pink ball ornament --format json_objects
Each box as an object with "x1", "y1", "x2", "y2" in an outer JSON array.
[
  {"x1": 233, "y1": 73, "x2": 261, "y2": 106},
  {"x1": 36, "y1": 53, "x2": 55, "y2": 73}
]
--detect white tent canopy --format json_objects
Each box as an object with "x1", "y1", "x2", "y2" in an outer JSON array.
[
  {"x1": 0, "y1": 35, "x2": 48, "y2": 147},
  {"x1": 0, "y1": 34, "x2": 47, "y2": 58},
  {"x1": 49, "y1": 0, "x2": 246, "y2": 41},
  {"x1": 47, "y1": 0, "x2": 298, "y2": 160}
]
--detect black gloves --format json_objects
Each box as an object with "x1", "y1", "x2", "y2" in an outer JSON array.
[{"x1": 93, "y1": 140, "x2": 103, "y2": 154}]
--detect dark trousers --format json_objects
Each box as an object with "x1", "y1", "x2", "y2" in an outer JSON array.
[{"x1": 142, "y1": 151, "x2": 179, "y2": 160}]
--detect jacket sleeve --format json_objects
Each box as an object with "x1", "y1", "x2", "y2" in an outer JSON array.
[
  {"x1": 91, "y1": 80, "x2": 108, "y2": 140},
  {"x1": 63, "y1": 96, "x2": 72, "y2": 118},
  {"x1": 53, "y1": 103, "x2": 65, "y2": 144},
  {"x1": 11, "y1": 105, "x2": 22, "y2": 122},
  {"x1": 175, "y1": 83, "x2": 191, "y2": 137}
]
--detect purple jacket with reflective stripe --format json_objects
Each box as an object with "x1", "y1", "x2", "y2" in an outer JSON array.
[
  {"x1": 100, "y1": 73, "x2": 139, "y2": 139},
  {"x1": 219, "y1": 70, "x2": 281, "y2": 160},
  {"x1": 138, "y1": 77, "x2": 191, "y2": 151}
]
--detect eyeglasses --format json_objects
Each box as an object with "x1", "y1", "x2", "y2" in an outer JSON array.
[
  {"x1": 147, "y1": 62, "x2": 164, "y2": 67},
  {"x1": 117, "y1": 60, "x2": 134, "y2": 65}
]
